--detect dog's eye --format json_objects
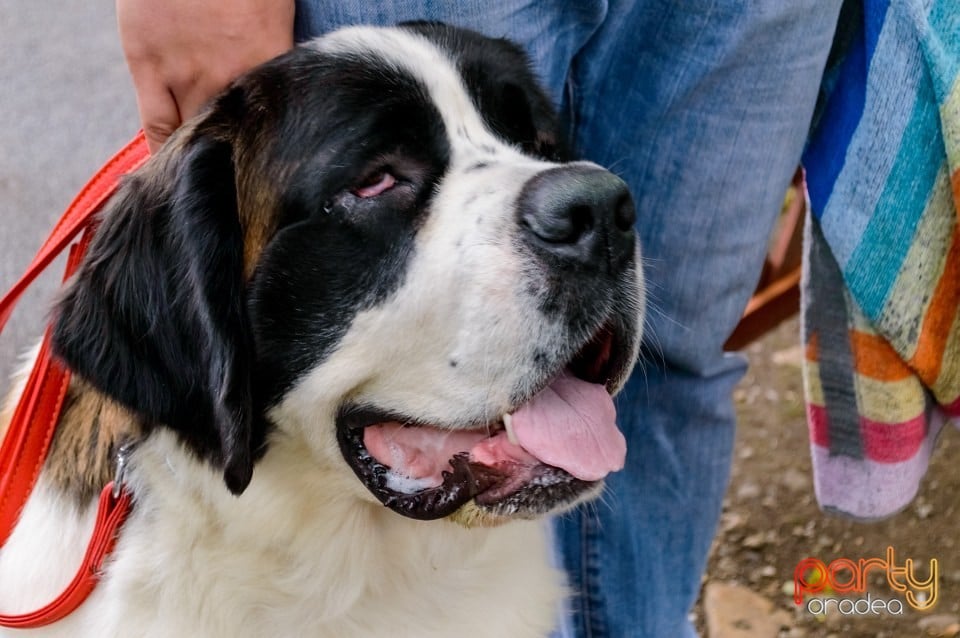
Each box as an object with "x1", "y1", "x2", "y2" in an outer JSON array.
[{"x1": 351, "y1": 170, "x2": 397, "y2": 198}]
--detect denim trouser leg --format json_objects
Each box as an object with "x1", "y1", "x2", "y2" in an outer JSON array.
[
  {"x1": 554, "y1": 3, "x2": 841, "y2": 637},
  {"x1": 295, "y1": 3, "x2": 840, "y2": 637}
]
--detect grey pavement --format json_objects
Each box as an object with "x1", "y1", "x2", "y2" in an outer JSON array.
[{"x1": 0, "y1": 3, "x2": 139, "y2": 380}]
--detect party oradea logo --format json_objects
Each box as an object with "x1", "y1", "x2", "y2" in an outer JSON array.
[{"x1": 793, "y1": 546, "x2": 937, "y2": 616}]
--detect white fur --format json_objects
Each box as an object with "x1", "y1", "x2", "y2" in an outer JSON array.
[{"x1": 0, "y1": 432, "x2": 562, "y2": 637}]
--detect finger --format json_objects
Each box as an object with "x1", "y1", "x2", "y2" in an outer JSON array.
[
  {"x1": 176, "y1": 78, "x2": 223, "y2": 126},
  {"x1": 133, "y1": 78, "x2": 182, "y2": 154}
]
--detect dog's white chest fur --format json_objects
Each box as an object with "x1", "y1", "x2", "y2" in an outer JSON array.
[{"x1": 0, "y1": 433, "x2": 561, "y2": 637}]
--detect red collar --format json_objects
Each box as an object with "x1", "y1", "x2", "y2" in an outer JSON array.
[{"x1": 0, "y1": 133, "x2": 149, "y2": 628}]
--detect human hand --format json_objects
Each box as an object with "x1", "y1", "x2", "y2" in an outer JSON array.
[{"x1": 117, "y1": 0, "x2": 294, "y2": 153}]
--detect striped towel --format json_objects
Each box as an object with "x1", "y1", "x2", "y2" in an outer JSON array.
[{"x1": 800, "y1": 0, "x2": 959, "y2": 520}]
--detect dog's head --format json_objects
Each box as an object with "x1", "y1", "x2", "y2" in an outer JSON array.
[{"x1": 52, "y1": 24, "x2": 644, "y2": 525}]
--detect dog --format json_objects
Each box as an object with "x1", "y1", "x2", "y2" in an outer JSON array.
[{"x1": 0, "y1": 23, "x2": 644, "y2": 637}]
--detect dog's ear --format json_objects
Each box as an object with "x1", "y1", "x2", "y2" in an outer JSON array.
[{"x1": 52, "y1": 128, "x2": 256, "y2": 494}]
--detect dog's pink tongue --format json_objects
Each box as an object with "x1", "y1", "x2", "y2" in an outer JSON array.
[{"x1": 511, "y1": 370, "x2": 625, "y2": 481}]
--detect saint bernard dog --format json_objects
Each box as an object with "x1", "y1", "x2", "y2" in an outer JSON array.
[{"x1": 0, "y1": 22, "x2": 644, "y2": 638}]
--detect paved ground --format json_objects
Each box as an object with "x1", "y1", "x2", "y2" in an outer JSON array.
[
  {"x1": 698, "y1": 318, "x2": 959, "y2": 638},
  {"x1": 0, "y1": 2, "x2": 139, "y2": 380}
]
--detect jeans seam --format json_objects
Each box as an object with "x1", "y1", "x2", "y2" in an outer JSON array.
[{"x1": 580, "y1": 511, "x2": 608, "y2": 638}]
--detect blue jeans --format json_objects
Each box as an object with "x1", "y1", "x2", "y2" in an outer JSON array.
[{"x1": 295, "y1": 2, "x2": 840, "y2": 636}]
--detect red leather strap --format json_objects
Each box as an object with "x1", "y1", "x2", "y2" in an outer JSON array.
[
  {"x1": 0, "y1": 238, "x2": 88, "y2": 546},
  {"x1": 0, "y1": 484, "x2": 133, "y2": 628},
  {"x1": 0, "y1": 132, "x2": 149, "y2": 628},
  {"x1": 0, "y1": 131, "x2": 148, "y2": 332}
]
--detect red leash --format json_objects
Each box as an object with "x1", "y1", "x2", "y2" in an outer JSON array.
[{"x1": 0, "y1": 132, "x2": 149, "y2": 628}]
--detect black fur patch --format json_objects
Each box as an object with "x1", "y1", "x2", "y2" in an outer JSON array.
[
  {"x1": 53, "y1": 138, "x2": 256, "y2": 493},
  {"x1": 403, "y1": 22, "x2": 565, "y2": 161},
  {"x1": 51, "y1": 26, "x2": 565, "y2": 494}
]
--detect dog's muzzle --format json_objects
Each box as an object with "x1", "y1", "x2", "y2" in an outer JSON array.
[
  {"x1": 336, "y1": 162, "x2": 643, "y2": 525},
  {"x1": 517, "y1": 164, "x2": 636, "y2": 274}
]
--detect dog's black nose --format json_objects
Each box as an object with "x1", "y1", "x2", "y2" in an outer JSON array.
[{"x1": 518, "y1": 164, "x2": 636, "y2": 272}]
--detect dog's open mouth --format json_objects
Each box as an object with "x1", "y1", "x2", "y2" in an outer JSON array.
[{"x1": 336, "y1": 323, "x2": 632, "y2": 520}]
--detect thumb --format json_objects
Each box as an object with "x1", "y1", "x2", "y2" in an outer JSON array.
[{"x1": 134, "y1": 80, "x2": 182, "y2": 154}]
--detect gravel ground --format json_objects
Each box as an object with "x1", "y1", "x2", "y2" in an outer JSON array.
[{"x1": 696, "y1": 317, "x2": 959, "y2": 638}]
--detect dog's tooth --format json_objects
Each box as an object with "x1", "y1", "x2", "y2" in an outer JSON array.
[{"x1": 503, "y1": 413, "x2": 519, "y2": 446}]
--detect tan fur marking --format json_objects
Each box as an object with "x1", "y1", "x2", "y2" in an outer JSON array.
[
  {"x1": 0, "y1": 383, "x2": 18, "y2": 442},
  {"x1": 44, "y1": 377, "x2": 141, "y2": 504},
  {"x1": 235, "y1": 149, "x2": 294, "y2": 279},
  {"x1": 237, "y1": 181, "x2": 279, "y2": 279},
  {"x1": 1, "y1": 361, "x2": 139, "y2": 505}
]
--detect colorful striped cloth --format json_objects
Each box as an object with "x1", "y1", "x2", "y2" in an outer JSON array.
[{"x1": 800, "y1": 0, "x2": 960, "y2": 520}]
